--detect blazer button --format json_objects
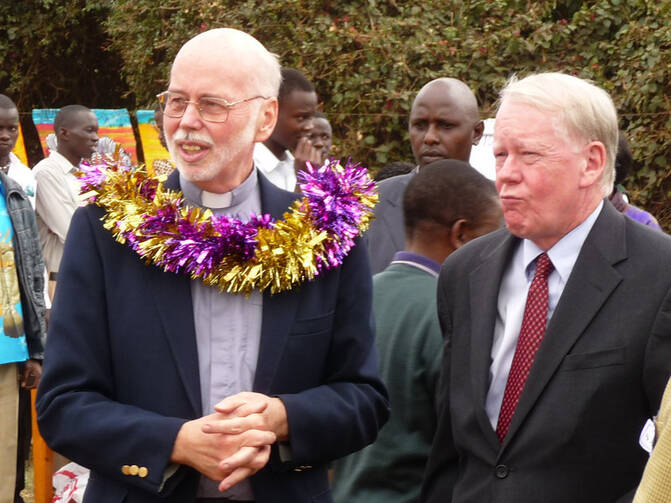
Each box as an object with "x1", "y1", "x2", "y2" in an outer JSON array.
[
  {"x1": 129, "y1": 465, "x2": 139, "y2": 476},
  {"x1": 495, "y1": 464, "x2": 509, "y2": 479},
  {"x1": 121, "y1": 464, "x2": 130, "y2": 475},
  {"x1": 138, "y1": 466, "x2": 148, "y2": 478}
]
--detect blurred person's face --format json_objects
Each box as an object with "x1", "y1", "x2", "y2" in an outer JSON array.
[
  {"x1": 65, "y1": 111, "x2": 99, "y2": 160},
  {"x1": 308, "y1": 117, "x2": 332, "y2": 162},
  {"x1": 0, "y1": 107, "x2": 19, "y2": 164},
  {"x1": 409, "y1": 87, "x2": 481, "y2": 168},
  {"x1": 270, "y1": 90, "x2": 318, "y2": 152}
]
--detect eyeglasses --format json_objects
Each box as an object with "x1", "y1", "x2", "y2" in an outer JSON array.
[{"x1": 156, "y1": 91, "x2": 268, "y2": 123}]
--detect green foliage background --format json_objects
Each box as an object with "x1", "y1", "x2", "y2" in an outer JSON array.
[{"x1": 1, "y1": 0, "x2": 670, "y2": 226}]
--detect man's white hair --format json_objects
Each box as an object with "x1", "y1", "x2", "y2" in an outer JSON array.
[
  {"x1": 499, "y1": 73, "x2": 618, "y2": 196},
  {"x1": 178, "y1": 28, "x2": 281, "y2": 98}
]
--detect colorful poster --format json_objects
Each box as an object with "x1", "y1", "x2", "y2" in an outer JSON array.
[
  {"x1": 136, "y1": 109, "x2": 173, "y2": 174},
  {"x1": 11, "y1": 123, "x2": 29, "y2": 167},
  {"x1": 31, "y1": 108, "x2": 138, "y2": 164}
]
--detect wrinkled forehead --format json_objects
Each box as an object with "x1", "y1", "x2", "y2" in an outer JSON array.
[
  {"x1": 410, "y1": 95, "x2": 474, "y2": 124},
  {"x1": 170, "y1": 36, "x2": 265, "y2": 97},
  {"x1": 494, "y1": 100, "x2": 579, "y2": 151}
]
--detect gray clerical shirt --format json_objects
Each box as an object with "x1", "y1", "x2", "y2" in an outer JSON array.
[{"x1": 180, "y1": 169, "x2": 262, "y2": 501}]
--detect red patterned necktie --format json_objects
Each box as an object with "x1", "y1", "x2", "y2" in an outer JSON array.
[{"x1": 496, "y1": 252, "x2": 554, "y2": 443}]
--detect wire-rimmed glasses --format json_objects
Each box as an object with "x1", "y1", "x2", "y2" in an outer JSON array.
[{"x1": 156, "y1": 91, "x2": 268, "y2": 123}]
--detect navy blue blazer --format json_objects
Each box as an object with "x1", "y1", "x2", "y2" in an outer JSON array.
[{"x1": 37, "y1": 171, "x2": 389, "y2": 503}]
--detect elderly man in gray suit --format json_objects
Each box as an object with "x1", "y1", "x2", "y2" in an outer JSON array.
[
  {"x1": 421, "y1": 72, "x2": 671, "y2": 503},
  {"x1": 365, "y1": 78, "x2": 484, "y2": 274}
]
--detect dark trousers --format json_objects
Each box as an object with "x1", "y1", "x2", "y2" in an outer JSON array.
[{"x1": 14, "y1": 387, "x2": 31, "y2": 503}]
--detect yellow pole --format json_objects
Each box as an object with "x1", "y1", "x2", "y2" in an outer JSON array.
[{"x1": 30, "y1": 389, "x2": 53, "y2": 503}]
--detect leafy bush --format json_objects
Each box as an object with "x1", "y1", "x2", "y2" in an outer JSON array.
[{"x1": 2, "y1": 1, "x2": 670, "y2": 227}]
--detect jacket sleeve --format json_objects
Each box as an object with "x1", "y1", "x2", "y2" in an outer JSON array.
[
  {"x1": 35, "y1": 207, "x2": 189, "y2": 496},
  {"x1": 9, "y1": 186, "x2": 47, "y2": 359},
  {"x1": 276, "y1": 237, "x2": 390, "y2": 466}
]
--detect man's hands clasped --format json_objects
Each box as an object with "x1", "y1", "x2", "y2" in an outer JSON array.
[{"x1": 171, "y1": 392, "x2": 289, "y2": 492}]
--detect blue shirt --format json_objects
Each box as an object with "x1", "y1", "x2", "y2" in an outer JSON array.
[{"x1": 0, "y1": 184, "x2": 27, "y2": 365}]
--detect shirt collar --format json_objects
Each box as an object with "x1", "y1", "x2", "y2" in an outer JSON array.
[
  {"x1": 390, "y1": 251, "x2": 441, "y2": 276},
  {"x1": 522, "y1": 200, "x2": 604, "y2": 282},
  {"x1": 254, "y1": 142, "x2": 293, "y2": 173},
  {"x1": 8, "y1": 152, "x2": 22, "y2": 168},
  {"x1": 49, "y1": 151, "x2": 78, "y2": 173},
  {"x1": 180, "y1": 168, "x2": 259, "y2": 210}
]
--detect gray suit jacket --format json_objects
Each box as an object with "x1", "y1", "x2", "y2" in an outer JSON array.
[
  {"x1": 365, "y1": 172, "x2": 414, "y2": 274},
  {"x1": 422, "y1": 201, "x2": 671, "y2": 503}
]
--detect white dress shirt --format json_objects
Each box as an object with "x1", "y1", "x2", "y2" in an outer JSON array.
[
  {"x1": 253, "y1": 142, "x2": 296, "y2": 191},
  {"x1": 485, "y1": 201, "x2": 604, "y2": 428},
  {"x1": 7, "y1": 153, "x2": 37, "y2": 208},
  {"x1": 33, "y1": 151, "x2": 82, "y2": 274}
]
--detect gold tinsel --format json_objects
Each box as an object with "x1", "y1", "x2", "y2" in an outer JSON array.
[{"x1": 79, "y1": 162, "x2": 377, "y2": 295}]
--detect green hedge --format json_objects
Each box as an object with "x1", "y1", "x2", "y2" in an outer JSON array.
[{"x1": 2, "y1": 1, "x2": 670, "y2": 228}]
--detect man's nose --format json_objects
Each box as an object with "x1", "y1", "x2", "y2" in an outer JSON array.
[
  {"x1": 179, "y1": 102, "x2": 204, "y2": 129},
  {"x1": 424, "y1": 124, "x2": 439, "y2": 144},
  {"x1": 302, "y1": 117, "x2": 314, "y2": 132},
  {"x1": 496, "y1": 155, "x2": 521, "y2": 184},
  {"x1": 0, "y1": 129, "x2": 10, "y2": 141}
]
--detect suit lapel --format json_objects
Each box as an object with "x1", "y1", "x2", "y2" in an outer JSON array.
[
  {"x1": 141, "y1": 171, "x2": 202, "y2": 415},
  {"x1": 469, "y1": 231, "x2": 518, "y2": 448},
  {"x1": 500, "y1": 202, "x2": 627, "y2": 452},
  {"x1": 254, "y1": 174, "x2": 301, "y2": 394},
  {"x1": 379, "y1": 199, "x2": 405, "y2": 251},
  {"x1": 376, "y1": 173, "x2": 413, "y2": 252}
]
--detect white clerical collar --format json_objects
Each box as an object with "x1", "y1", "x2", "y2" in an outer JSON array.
[
  {"x1": 180, "y1": 168, "x2": 259, "y2": 210},
  {"x1": 201, "y1": 190, "x2": 232, "y2": 208}
]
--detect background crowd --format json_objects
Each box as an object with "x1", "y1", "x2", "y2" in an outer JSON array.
[{"x1": 2, "y1": 1, "x2": 670, "y2": 229}]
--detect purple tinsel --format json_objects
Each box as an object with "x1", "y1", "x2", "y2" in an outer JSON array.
[
  {"x1": 79, "y1": 157, "x2": 376, "y2": 286},
  {"x1": 298, "y1": 159, "x2": 377, "y2": 270}
]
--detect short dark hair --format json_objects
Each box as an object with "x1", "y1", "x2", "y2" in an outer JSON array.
[
  {"x1": 403, "y1": 160, "x2": 497, "y2": 233},
  {"x1": 279, "y1": 68, "x2": 315, "y2": 103},
  {"x1": 614, "y1": 131, "x2": 633, "y2": 186},
  {"x1": 54, "y1": 104, "x2": 92, "y2": 135},
  {"x1": 0, "y1": 94, "x2": 17, "y2": 110},
  {"x1": 375, "y1": 161, "x2": 414, "y2": 182}
]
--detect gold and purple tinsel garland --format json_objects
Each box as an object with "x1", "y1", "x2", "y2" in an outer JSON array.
[{"x1": 77, "y1": 157, "x2": 378, "y2": 295}]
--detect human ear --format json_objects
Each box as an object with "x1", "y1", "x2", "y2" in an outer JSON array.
[
  {"x1": 580, "y1": 141, "x2": 607, "y2": 188},
  {"x1": 254, "y1": 98, "x2": 278, "y2": 143},
  {"x1": 449, "y1": 219, "x2": 469, "y2": 249},
  {"x1": 472, "y1": 120, "x2": 485, "y2": 145}
]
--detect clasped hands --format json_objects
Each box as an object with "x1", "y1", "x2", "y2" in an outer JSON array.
[{"x1": 171, "y1": 391, "x2": 288, "y2": 492}]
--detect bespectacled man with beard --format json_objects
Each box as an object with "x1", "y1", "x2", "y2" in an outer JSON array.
[{"x1": 37, "y1": 28, "x2": 388, "y2": 503}]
